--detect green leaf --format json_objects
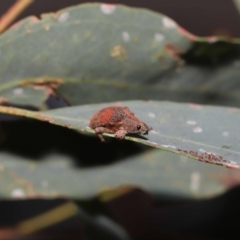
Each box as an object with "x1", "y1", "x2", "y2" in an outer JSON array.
[
  {"x1": 0, "y1": 3, "x2": 190, "y2": 107},
  {"x1": 0, "y1": 87, "x2": 48, "y2": 108},
  {"x1": 3, "y1": 3, "x2": 240, "y2": 108},
  {"x1": 0, "y1": 100, "x2": 239, "y2": 168},
  {"x1": 0, "y1": 149, "x2": 238, "y2": 198}
]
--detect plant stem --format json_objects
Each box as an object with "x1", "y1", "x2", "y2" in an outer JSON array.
[{"x1": 0, "y1": 0, "x2": 34, "y2": 34}]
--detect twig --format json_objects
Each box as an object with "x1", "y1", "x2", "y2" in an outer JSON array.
[{"x1": 0, "y1": 0, "x2": 34, "y2": 34}]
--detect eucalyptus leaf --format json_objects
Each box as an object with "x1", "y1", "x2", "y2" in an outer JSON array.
[
  {"x1": 1, "y1": 3, "x2": 240, "y2": 108},
  {"x1": 0, "y1": 87, "x2": 48, "y2": 107},
  {"x1": 0, "y1": 100, "x2": 239, "y2": 168},
  {"x1": 0, "y1": 150, "x2": 238, "y2": 198}
]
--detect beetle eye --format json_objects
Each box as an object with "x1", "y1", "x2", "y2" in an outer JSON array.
[{"x1": 137, "y1": 125, "x2": 141, "y2": 130}]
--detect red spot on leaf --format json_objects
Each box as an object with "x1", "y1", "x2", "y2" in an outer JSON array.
[
  {"x1": 43, "y1": 117, "x2": 51, "y2": 122},
  {"x1": 178, "y1": 27, "x2": 198, "y2": 41},
  {"x1": 9, "y1": 20, "x2": 22, "y2": 29},
  {"x1": 30, "y1": 16, "x2": 40, "y2": 23},
  {"x1": 189, "y1": 103, "x2": 201, "y2": 109}
]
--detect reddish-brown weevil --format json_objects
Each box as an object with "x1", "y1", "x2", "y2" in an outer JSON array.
[{"x1": 89, "y1": 106, "x2": 152, "y2": 142}]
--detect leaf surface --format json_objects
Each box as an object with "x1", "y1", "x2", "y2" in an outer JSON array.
[
  {"x1": 0, "y1": 100, "x2": 239, "y2": 168},
  {"x1": 0, "y1": 150, "x2": 238, "y2": 198},
  {"x1": 0, "y1": 87, "x2": 48, "y2": 107},
  {"x1": 2, "y1": 3, "x2": 240, "y2": 108}
]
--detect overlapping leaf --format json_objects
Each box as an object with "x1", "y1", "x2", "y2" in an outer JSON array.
[
  {"x1": 1, "y1": 3, "x2": 240, "y2": 108},
  {"x1": 0, "y1": 3, "x2": 190, "y2": 107},
  {"x1": 1, "y1": 149, "x2": 239, "y2": 198}
]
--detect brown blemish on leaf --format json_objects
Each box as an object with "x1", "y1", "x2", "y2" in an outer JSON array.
[
  {"x1": 177, "y1": 149, "x2": 238, "y2": 168},
  {"x1": 41, "y1": 116, "x2": 55, "y2": 124},
  {"x1": 133, "y1": 37, "x2": 139, "y2": 42},
  {"x1": 22, "y1": 79, "x2": 63, "y2": 97},
  {"x1": 207, "y1": 36, "x2": 218, "y2": 43},
  {"x1": 51, "y1": 12, "x2": 59, "y2": 19},
  {"x1": 222, "y1": 145, "x2": 231, "y2": 149},
  {"x1": 30, "y1": 16, "x2": 40, "y2": 23},
  {"x1": 25, "y1": 29, "x2": 31, "y2": 34},
  {"x1": 4, "y1": 168, "x2": 36, "y2": 196},
  {"x1": 52, "y1": 10, "x2": 68, "y2": 20},
  {"x1": 35, "y1": 113, "x2": 43, "y2": 119},
  {"x1": 189, "y1": 103, "x2": 202, "y2": 110},
  {"x1": 9, "y1": 20, "x2": 22, "y2": 30},
  {"x1": 45, "y1": 25, "x2": 50, "y2": 31},
  {"x1": 165, "y1": 44, "x2": 184, "y2": 66},
  {"x1": 110, "y1": 45, "x2": 128, "y2": 62},
  {"x1": 43, "y1": 117, "x2": 52, "y2": 123}
]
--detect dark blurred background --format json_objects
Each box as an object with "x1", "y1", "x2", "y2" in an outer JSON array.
[{"x1": 1, "y1": 0, "x2": 240, "y2": 37}]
